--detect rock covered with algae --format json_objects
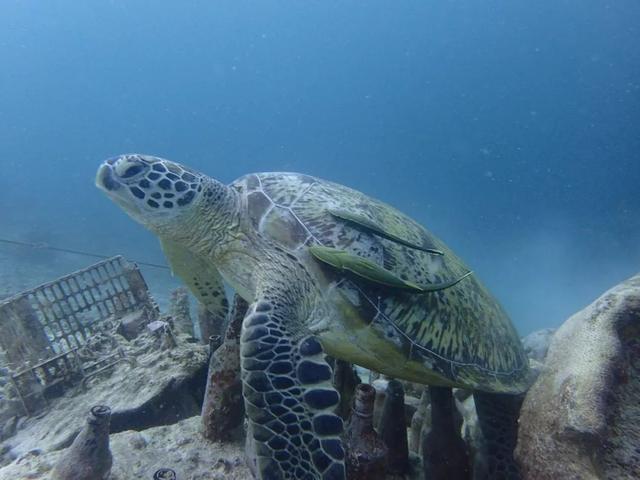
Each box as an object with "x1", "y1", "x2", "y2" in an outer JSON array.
[{"x1": 516, "y1": 273, "x2": 640, "y2": 479}]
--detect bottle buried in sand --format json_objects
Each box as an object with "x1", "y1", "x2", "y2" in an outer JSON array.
[
  {"x1": 201, "y1": 295, "x2": 247, "y2": 441},
  {"x1": 51, "y1": 405, "x2": 113, "y2": 480},
  {"x1": 333, "y1": 359, "x2": 360, "y2": 420},
  {"x1": 343, "y1": 383, "x2": 388, "y2": 480},
  {"x1": 378, "y1": 379, "x2": 410, "y2": 475},
  {"x1": 153, "y1": 468, "x2": 177, "y2": 479},
  {"x1": 208, "y1": 334, "x2": 223, "y2": 356},
  {"x1": 422, "y1": 386, "x2": 470, "y2": 480}
]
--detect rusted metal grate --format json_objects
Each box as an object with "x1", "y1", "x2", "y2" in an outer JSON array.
[
  {"x1": 0, "y1": 255, "x2": 158, "y2": 365},
  {"x1": 0, "y1": 256, "x2": 159, "y2": 414}
]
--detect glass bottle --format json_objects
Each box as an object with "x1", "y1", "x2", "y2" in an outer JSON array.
[
  {"x1": 51, "y1": 405, "x2": 113, "y2": 480},
  {"x1": 343, "y1": 383, "x2": 388, "y2": 480},
  {"x1": 379, "y1": 379, "x2": 409, "y2": 474}
]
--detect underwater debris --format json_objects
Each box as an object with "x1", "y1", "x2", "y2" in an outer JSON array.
[
  {"x1": 168, "y1": 287, "x2": 193, "y2": 336},
  {"x1": 343, "y1": 383, "x2": 388, "y2": 480},
  {"x1": 51, "y1": 405, "x2": 113, "y2": 480},
  {"x1": 80, "y1": 346, "x2": 135, "y2": 391},
  {"x1": 198, "y1": 300, "x2": 227, "y2": 347},
  {"x1": 379, "y1": 379, "x2": 410, "y2": 475},
  {"x1": 0, "y1": 258, "x2": 236, "y2": 477},
  {"x1": 333, "y1": 359, "x2": 360, "y2": 420},
  {"x1": 116, "y1": 309, "x2": 152, "y2": 340},
  {"x1": 153, "y1": 467, "x2": 177, "y2": 479},
  {"x1": 0, "y1": 256, "x2": 158, "y2": 416},
  {"x1": 145, "y1": 320, "x2": 178, "y2": 350},
  {"x1": 161, "y1": 326, "x2": 178, "y2": 349},
  {"x1": 409, "y1": 387, "x2": 429, "y2": 454},
  {"x1": 422, "y1": 386, "x2": 470, "y2": 480},
  {"x1": 201, "y1": 294, "x2": 246, "y2": 441},
  {"x1": 208, "y1": 334, "x2": 223, "y2": 356}
]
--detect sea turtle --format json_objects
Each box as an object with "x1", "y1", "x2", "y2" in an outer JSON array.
[{"x1": 96, "y1": 154, "x2": 529, "y2": 480}]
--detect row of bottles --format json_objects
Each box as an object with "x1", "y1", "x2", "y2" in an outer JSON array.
[
  {"x1": 343, "y1": 380, "x2": 472, "y2": 480},
  {"x1": 51, "y1": 383, "x2": 469, "y2": 479}
]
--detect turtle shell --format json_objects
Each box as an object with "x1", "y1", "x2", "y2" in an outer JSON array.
[{"x1": 232, "y1": 172, "x2": 529, "y2": 393}]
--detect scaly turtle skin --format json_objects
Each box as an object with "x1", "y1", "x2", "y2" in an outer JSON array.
[{"x1": 96, "y1": 154, "x2": 529, "y2": 480}]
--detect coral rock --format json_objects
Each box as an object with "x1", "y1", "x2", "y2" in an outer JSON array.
[
  {"x1": 516, "y1": 273, "x2": 640, "y2": 479},
  {"x1": 521, "y1": 328, "x2": 555, "y2": 362}
]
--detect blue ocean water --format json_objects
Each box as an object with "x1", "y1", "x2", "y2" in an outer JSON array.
[{"x1": 0, "y1": 1, "x2": 638, "y2": 334}]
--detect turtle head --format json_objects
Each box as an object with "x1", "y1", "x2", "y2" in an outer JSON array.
[{"x1": 96, "y1": 154, "x2": 206, "y2": 234}]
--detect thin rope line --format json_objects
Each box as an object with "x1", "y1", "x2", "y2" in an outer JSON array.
[{"x1": 0, "y1": 237, "x2": 169, "y2": 270}]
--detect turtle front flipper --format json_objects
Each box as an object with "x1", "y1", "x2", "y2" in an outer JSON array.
[
  {"x1": 160, "y1": 238, "x2": 229, "y2": 322},
  {"x1": 241, "y1": 299, "x2": 346, "y2": 480}
]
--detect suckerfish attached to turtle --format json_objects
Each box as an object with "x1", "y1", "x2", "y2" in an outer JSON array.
[{"x1": 96, "y1": 154, "x2": 530, "y2": 480}]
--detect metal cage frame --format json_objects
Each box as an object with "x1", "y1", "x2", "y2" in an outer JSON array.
[{"x1": 0, "y1": 255, "x2": 158, "y2": 414}]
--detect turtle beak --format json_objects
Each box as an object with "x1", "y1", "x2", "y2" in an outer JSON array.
[
  {"x1": 96, "y1": 160, "x2": 145, "y2": 219},
  {"x1": 96, "y1": 163, "x2": 121, "y2": 192}
]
